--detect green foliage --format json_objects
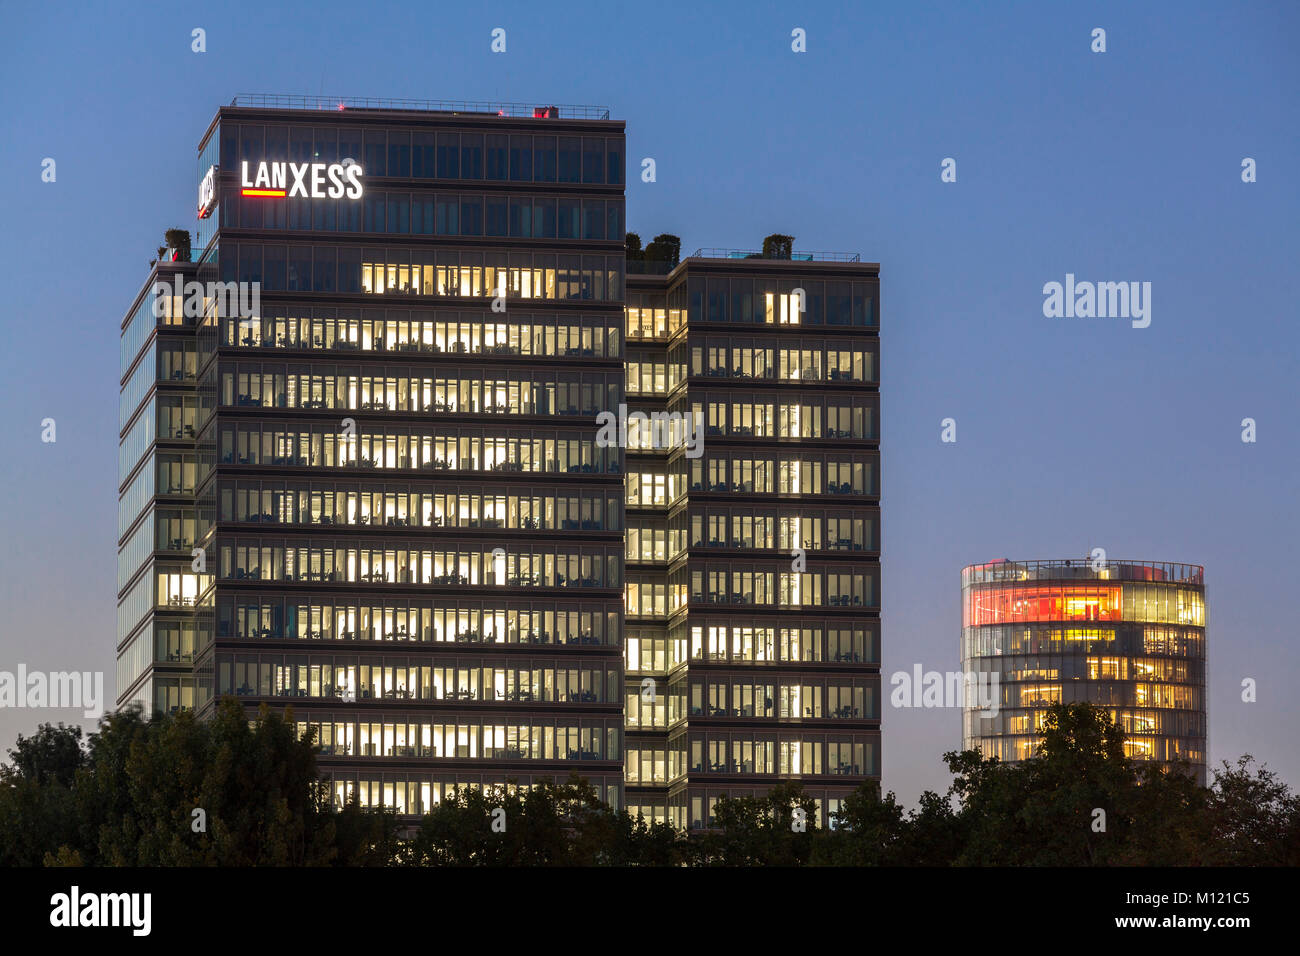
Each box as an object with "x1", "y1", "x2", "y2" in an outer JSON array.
[
  {"x1": 1202, "y1": 755, "x2": 1300, "y2": 865},
  {"x1": 761, "y1": 233, "x2": 794, "y2": 259},
  {"x1": 2, "y1": 702, "x2": 1297, "y2": 866},
  {"x1": 642, "y1": 233, "x2": 680, "y2": 268},
  {"x1": 692, "y1": 782, "x2": 817, "y2": 865},
  {"x1": 163, "y1": 228, "x2": 191, "y2": 259},
  {"x1": 405, "y1": 774, "x2": 686, "y2": 866},
  {"x1": 0, "y1": 700, "x2": 398, "y2": 866}
]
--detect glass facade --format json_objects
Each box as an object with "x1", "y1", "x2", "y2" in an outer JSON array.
[
  {"x1": 119, "y1": 100, "x2": 882, "y2": 827},
  {"x1": 116, "y1": 262, "x2": 207, "y2": 717},
  {"x1": 961, "y1": 559, "x2": 1208, "y2": 784},
  {"x1": 623, "y1": 257, "x2": 882, "y2": 830},
  {"x1": 119, "y1": 102, "x2": 627, "y2": 813}
]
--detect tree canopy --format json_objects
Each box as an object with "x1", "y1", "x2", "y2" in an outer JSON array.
[{"x1": 2, "y1": 702, "x2": 1295, "y2": 866}]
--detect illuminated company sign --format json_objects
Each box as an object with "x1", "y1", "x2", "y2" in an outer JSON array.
[
  {"x1": 239, "y1": 160, "x2": 364, "y2": 199},
  {"x1": 197, "y1": 165, "x2": 218, "y2": 219}
]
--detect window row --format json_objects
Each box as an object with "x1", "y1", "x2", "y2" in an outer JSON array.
[
  {"x1": 686, "y1": 567, "x2": 877, "y2": 609},
  {"x1": 221, "y1": 242, "x2": 625, "y2": 303},
  {"x1": 221, "y1": 365, "x2": 621, "y2": 417},
  {"x1": 964, "y1": 584, "x2": 1206, "y2": 627},
  {"x1": 319, "y1": 774, "x2": 623, "y2": 816},
  {"x1": 965, "y1": 732, "x2": 1203, "y2": 768},
  {"x1": 219, "y1": 424, "x2": 622, "y2": 475},
  {"x1": 962, "y1": 654, "x2": 1200, "y2": 683},
  {"x1": 687, "y1": 340, "x2": 876, "y2": 384},
  {"x1": 217, "y1": 596, "x2": 619, "y2": 647},
  {"x1": 625, "y1": 306, "x2": 685, "y2": 341},
  {"x1": 687, "y1": 678, "x2": 876, "y2": 720},
  {"x1": 689, "y1": 453, "x2": 877, "y2": 496},
  {"x1": 961, "y1": 624, "x2": 1206, "y2": 660},
  {"x1": 966, "y1": 706, "x2": 1205, "y2": 741},
  {"x1": 687, "y1": 276, "x2": 876, "y2": 327},
  {"x1": 277, "y1": 715, "x2": 623, "y2": 762},
  {"x1": 227, "y1": 190, "x2": 623, "y2": 241},
  {"x1": 682, "y1": 508, "x2": 878, "y2": 553},
  {"x1": 677, "y1": 622, "x2": 879, "y2": 665},
  {"x1": 686, "y1": 736, "x2": 875, "y2": 777},
  {"x1": 217, "y1": 540, "x2": 622, "y2": 589},
  {"x1": 219, "y1": 481, "x2": 622, "y2": 532},
  {"x1": 969, "y1": 680, "x2": 1205, "y2": 711},
  {"x1": 625, "y1": 355, "x2": 680, "y2": 395},
  {"x1": 692, "y1": 396, "x2": 877, "y2": 441},
  {"x1": 217, "y1": 654, "x2": 619, "y2": 704},
  {"x1": 223, "y1": 124, "x2": 624, "y2": 185},
  {"x1": 226, "y1": 309, "x2": 621, "y2": 358}
]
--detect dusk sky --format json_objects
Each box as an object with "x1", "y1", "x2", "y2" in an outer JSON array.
[{"x1": 1, "y1": 0, "x2": 1296, "y2": 806}]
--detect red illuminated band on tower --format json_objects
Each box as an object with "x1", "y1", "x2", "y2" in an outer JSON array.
[{"x1": 965, "y1": 585, "x2": 1123, "y2": 627}]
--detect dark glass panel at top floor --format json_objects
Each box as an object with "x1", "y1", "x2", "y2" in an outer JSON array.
[
  {"x1": 221, "y1": 189, "x2": 622, "y2": 242},
  {"x1": 218, "y1": 122, "x2": 624, "y2": 186}
]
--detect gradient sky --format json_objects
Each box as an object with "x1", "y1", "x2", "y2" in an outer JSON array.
[{"x1": 1, "y1": 0, "x2": 1296, "y2": 807}]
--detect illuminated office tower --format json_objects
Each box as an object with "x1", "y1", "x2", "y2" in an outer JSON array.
[
  {"x1": 961, "y1": 559, "x2": 1207, "y2": 784},
  {"x1": 117, "y1": 255, "x2": 208, "y2": 716},
  {"x1": 624, "y1": 251, "x2": 882, "y2": 830},
  {"x1": 118, "y1": 96, "x2": 628, "y2": 815},
  {"x1": 116, "y1": 96, "x2": 883, "y2": 828}
]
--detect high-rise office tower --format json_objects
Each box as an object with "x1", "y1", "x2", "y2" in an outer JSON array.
[
  {"x1": 961, "y1": 558, "x2": 1207, "y2": 784},
  {"x1": 117, "y1": 96, "x2": 881, "y2": 826},
  {"x1": 119, "y1": 96, "x2": 629, "y2": 813},
  {"x1": 623, "y1": 250, "x2": 882, "y2": 830}
]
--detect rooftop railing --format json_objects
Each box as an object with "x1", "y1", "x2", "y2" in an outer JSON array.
[
  {"x1": 690, "y1": 248, "x2": 862, "y2": 263},
  {"x1": 963, "y1": 559, "x2": 1205, "y2": 587},
  {"x1": 229, "y1": 94, "x2": 611, "y2": 120}
]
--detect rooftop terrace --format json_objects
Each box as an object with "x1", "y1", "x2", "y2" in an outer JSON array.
[
  {"x1": 963, "y1": 559, "x2": 1205, "y2": 587},
  {"x1": 228, "y1": 94, "x2": 612, "y2": 121},
  {"x1": 690, "y1": 248, "x2": 862, "y2": 262}
]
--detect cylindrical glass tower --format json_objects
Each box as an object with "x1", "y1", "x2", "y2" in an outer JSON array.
[{"x1": 961, "y1": 559, "x2": 1206, "y2": 784}]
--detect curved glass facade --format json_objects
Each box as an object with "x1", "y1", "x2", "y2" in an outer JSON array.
[{"x1": 961, "y1": 559, "x2": 1206, "y2": 784}]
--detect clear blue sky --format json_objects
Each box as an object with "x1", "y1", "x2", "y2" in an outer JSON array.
[{"x1": 1, "y1": 0, "x2": 1296, "y2": 806}]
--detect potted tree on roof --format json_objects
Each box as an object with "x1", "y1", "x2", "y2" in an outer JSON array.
[
  {"x1": 164, "y1": 228, "x2": 191, "y2": 263},
  {"x1": 761, "y1": 234, "x2": 794, "y2": 260},
  {"x1": 642, "y1": 234, "x2": 680, "y2": 271}
]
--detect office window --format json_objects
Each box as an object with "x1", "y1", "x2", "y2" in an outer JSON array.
[
  {"x1": 486, "y1": 134, "x2": 508, "y2": 180},
  {"x1": 287, "y1": 246, "x2": 311, "y2": 291},
  {"x1": 582, "y1": 137, "x2": 605, "y2": 184},
  {"x1": 534, "y1": 136, "x2": 557, "y2": 182},
  {"x1": 412, "y1": 132, "x2": 436, "y2": 177},
  {"x1": 460, "y1": 196, "x2": 483, "y2": 236},
  {"x1": 314, "y1": 127, "x2": 337, "y2": 163},
  {"x1": 436, "y1": 132, "x2": 459, "y2": 178},
  {"x1": 485, "y1": 196, "x2": 508, "y2": 237},
  {"x1": 510, "y1": 135, "x2": 533, "y2": 181},
  {"x1": 313, "y1": 247, "x2": 335, "y2": 292},
  {"x1": 387, "y1": 131, "x2": 411, "y2": 177},
  {"x1": 557, "y1": 136, "x2": 581, "y2": 183},
  {"x1": 265, "y1": 125, "x2": 288, "y2": 160},
  {"x1": 460, "y1": 133, "x2": 483, "y2": 179},
  {"x1": 606, "y1": 138, "x2": 623, "y2": 185},
  {"x1": 558, "y1": 198, "x2": 580, "y2": 239},
  {"x1": 364, "y1": 130, "x2": 386, "y2": 176}
]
